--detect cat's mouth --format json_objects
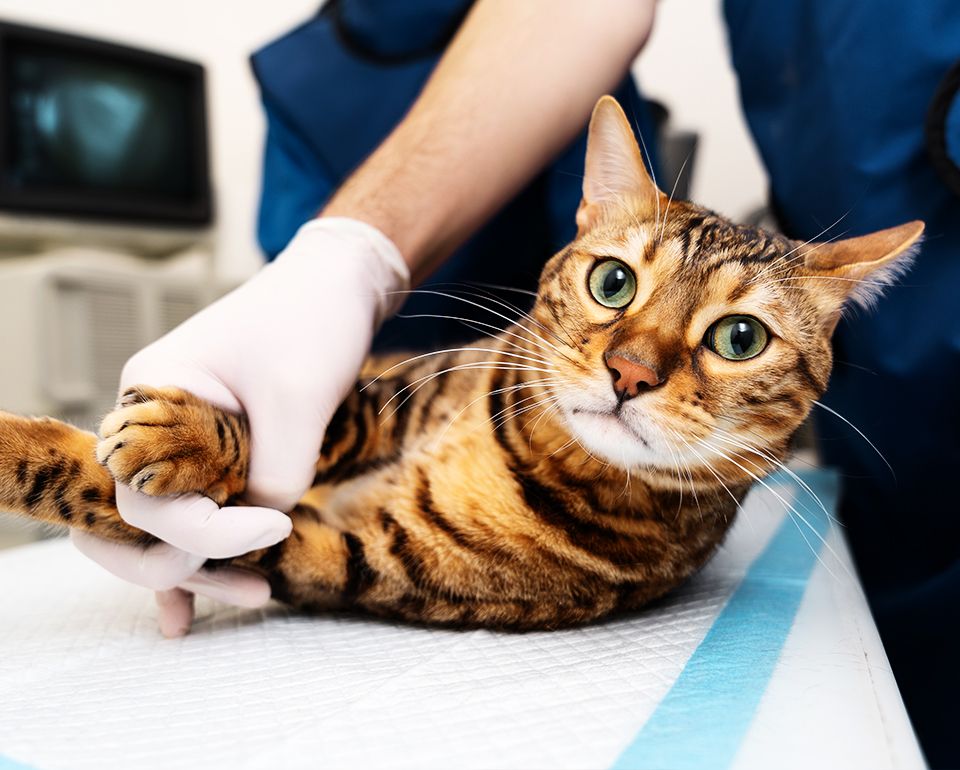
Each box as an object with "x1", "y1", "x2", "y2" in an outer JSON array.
[
  {"x1": 569, "y1": 407, "x2": 652, "y2": 449},
  {"x1": 557, "y1": 391, "x2": 671, "y2": 469}
]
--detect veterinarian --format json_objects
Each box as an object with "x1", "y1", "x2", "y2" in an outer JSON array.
[{"x1": 72, "y1": 1, "x2": 959, "y2": 764}]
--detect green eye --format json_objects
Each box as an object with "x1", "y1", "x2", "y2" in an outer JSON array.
[
  {"x1": 704, "y1": 315, "x2": 769, "y2": 361},
  {"x1": 588, "y1": 259, "x2": 637, "y2": 309}
]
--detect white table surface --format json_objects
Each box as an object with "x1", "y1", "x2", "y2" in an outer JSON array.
[{"x1": 0, "y1": 472, "x2": 926, "y2": 770}]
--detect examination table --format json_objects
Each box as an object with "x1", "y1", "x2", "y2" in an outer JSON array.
[{"x1": 0, "y1": 471, "x2": 926, "y2": 770}]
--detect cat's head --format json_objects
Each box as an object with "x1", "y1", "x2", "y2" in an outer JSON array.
[{"x1": 533, "y1": 96, "x2": 923, "y2": 475}]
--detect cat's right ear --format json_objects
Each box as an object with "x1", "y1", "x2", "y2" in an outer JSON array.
[{"x1": 578, "y1": 96, "x2": 663, "y2": 234}]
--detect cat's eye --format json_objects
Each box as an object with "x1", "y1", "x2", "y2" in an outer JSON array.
[
  {"x1": 704, "y1": 316, "x2": 769, "y2": 361},
  {"x1": 588, "y1": 259, "x2": 637, "y2": 309}
]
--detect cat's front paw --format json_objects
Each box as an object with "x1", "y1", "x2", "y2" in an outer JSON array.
[{"x1": 96, "y1": 386, "x2": 249, "y2": 505}]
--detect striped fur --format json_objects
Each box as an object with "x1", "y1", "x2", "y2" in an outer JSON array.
[{"x1": 0, "y1": 96, "x2": 923, "y2": 630}]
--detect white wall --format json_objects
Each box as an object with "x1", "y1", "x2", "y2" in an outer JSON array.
[
  {"x1": 634, "y1": 0, "x2": 768, "y2": 220},
  {"x1": 0, "y1": 0, "x2": 318, "y2": 283},
  {"x1": 0, "y1": 0, "x2": 767, "y2": 280}
]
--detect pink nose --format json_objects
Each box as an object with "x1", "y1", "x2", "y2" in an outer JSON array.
[{"x1": 605, "y1": 354, "x2": 660, "y2": 399}]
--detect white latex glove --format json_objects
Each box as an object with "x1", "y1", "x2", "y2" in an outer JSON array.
[{"x1": 72, "y1": 217, "x2": 409, "y2": 637}]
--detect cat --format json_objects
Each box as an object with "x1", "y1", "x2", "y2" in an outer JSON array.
[{"x1": 0, "y1": 96, "x2": 923, "y2": 630}]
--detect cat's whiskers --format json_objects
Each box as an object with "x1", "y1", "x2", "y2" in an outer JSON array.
[
  {"x1": 708, "y1": 427, "x2": 841, "y2": 527},
  {"x1": 447, "y1": 313, "x2": 573, "y2": 372},
  {"x1": 387, "y1": 287, "x2": 576, "y2": 362},
  {"x1": 685, "y1": 462, "x2": 702, "y2": 522},
  {"x1": 748, "y1": 241, "x2": 842, "y2": 288},
  {"x1": 363, "y1": 346, "x2": 556, "y2": 391},
  {"x1": 696, "y1": 438, "x2": 847, "y2": 581},
  {"x1": 486, "y1": 385, "x2": 566, "y2": 432},
  {"x1": 753, "y1": 226, "x2": 854, "y2": 287},
  {"x1": 458, "y1": 280, "x2": 537, "y2": 298},
  {"x1": 783, "y1": 210, "x2": 852, "y2": 259},
  {"x1": 768, "y1": 275, "x2": 892, "y2": 288},
  {"x1": 665, "y1": 427, "x2": 706, "y2": 522},
  {"x1": 620, "y1": 463, "x2": 633, "y2": 503},
  {"x1": 571, "y1": 435, "x2": 610, "y2": 471},
  {"x1": 491, "y1": 393, "x2": 565, "y2": 433},
  {"x1": 513, "y1": 396, "x2": 611, "y2": 473},
  {"x1": 632, "y1": 125, "x2": 662, "y2": 232},
  {"x1": 395, "y1": 311, "x2": 559, "y2": 364},
  {"x1": 431, "y1": 377, "x2": 562, "y2": 446},
  {"x1": 750, "y1": 254, "x2": 806, "y2": 285},
  {"x1": 715, "y1": 420, "x2": 820, "y2": 472},
  {"x1": 377, "y1": 361, "x2": 557, "y2": 423},
  {"x1": 660, "y1": 432, "x2": 687, "y2": 519},
  {"x1": 524, "y1": 397, "x2": 570, "y2": 452},
  {"x1": 668, "y1": 428, "x2": 746, "y2": 528},
  {"x1": 459, "y1": 274, "x2": 586, "y2": 353},
  {"x1": 811, "y1": 400, "x2": 895, "y2": 478},
  {"x1": 486, "y1": 394, "x2": 569, "y2": 454},
  {"x1": 381, "y1": 360, "x2": 555, "y2": 409},
  {"x1": 437, "y1": 284, "x2": 575, "y2": 352},
  {"x1": 699, "y1": 438, "x2": 826, "y2": 558},
  {"x1": 748, "y1": 210, "x2": 852, "y2": 284},
  {"x1": 657, "y1": 152, "x2": 692, "y2": 246},
  {"x1": 546, "y1": 434, "x2": 581, "y2": 460},
  {"x1": 538, "y1": 297, "x2": 585, "y2": 354},
  {"x1": 748, "y1": 250, "x2": 814, "y2": 286}
]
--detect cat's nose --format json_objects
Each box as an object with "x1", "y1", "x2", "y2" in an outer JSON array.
[{"x1": 604, "y1": 353, "x2": 661, "y2": 399}]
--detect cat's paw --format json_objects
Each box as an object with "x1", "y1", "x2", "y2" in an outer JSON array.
[{"x1": 96, "y1": 386, "x2": 249, "y2": 505}]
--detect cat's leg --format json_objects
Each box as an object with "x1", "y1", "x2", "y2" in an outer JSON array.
[
  {"x1": 88, "y1": 383, "x2": 393, "y2": 606},
  {"x1": 0, "y1": 385, "x2": 256, "y2": 547},
  {"x1": 100, "y1": 372, "x2": 417, "y2": 502},
  {"x1": 96, "y1": 385, "x2": 249, "y2": 505},
  {"x1": 0, "y1": 411, "x2": 154, "y2": 545}
]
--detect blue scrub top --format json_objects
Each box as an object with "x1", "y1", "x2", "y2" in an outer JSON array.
[{"x1": 724, "y1": 2, "x2": 960, "y2": 765}]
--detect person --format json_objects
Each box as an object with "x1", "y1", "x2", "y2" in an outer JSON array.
[{"x1": 71, "y1": 1, "x2": 959, "y2": 765}]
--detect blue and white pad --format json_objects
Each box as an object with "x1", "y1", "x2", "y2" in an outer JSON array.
[{"x1": 0, "y1": 470, "x2": 924, "y2": 770}]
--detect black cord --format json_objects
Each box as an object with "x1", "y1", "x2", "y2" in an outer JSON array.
[{"x1": 925, "y1": 57, "x2": 960, "y2": 198}]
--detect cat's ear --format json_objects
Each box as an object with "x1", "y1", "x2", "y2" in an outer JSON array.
[
  {"x1": 800, "y1": 220, "x2": 924, "y2": 333},
  {"x1": 577, "y1": 96, "x2": 662, "y2": 234}
]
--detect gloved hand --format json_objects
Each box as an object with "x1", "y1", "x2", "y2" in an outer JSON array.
[{"x1": 72, "y1": 217, "x2": 409, "y2": 637}]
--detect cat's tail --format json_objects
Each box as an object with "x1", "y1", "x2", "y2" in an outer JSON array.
[{"x1": 0, "y1": 410, "x2": 155, "y2": 547}]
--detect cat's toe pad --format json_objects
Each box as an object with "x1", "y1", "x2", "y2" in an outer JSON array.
[{"x1": 96, "y1": 386, "x2": 248, "y2": 504}]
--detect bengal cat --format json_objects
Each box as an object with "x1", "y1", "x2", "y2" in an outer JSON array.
[{"x1": 0, "y1": 97, "x2": 923, "y2": 630}]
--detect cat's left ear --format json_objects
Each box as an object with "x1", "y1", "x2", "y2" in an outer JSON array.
[
  {"x1": 800, "y1": 220, "x2": 924, "y2": 333},
  {"x1": 577, "y1": 96, "x2": 663, "y2": 234}
]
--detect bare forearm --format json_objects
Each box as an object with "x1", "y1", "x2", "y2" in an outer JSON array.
[{"x1": 323, "y1": 0, "x2": 655, "y2": 282}]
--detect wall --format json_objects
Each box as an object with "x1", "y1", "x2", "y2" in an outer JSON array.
[
  {"x1": 634, "y1": 0, "x2": 767, "y2": 220},
  {"x1": 0, "y1": 0, "x2": 767, "y2": 281}
]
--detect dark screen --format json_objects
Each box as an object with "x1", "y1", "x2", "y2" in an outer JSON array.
[
  {"x1": 5, "y1": 42, "x2": 193, "y2": 198},
  {"x1": 0, "y1": 25, "x2": 209, "y2": 224}
]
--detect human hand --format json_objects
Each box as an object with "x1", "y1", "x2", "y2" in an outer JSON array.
[{"x1": 73, "y1": 217, "x2": 409, "y2": 636}]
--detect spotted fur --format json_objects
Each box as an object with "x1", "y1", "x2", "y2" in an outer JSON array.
[{"x1": 0, "y1": 97, "x2": 923, "y2": 630}]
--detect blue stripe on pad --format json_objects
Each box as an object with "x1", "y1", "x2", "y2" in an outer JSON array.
[
  {"x1": 611, "y1": 468, "x2": 839, "y2": 770},
  {"x1": 0, "y1": 757, "x2": 39, "y2": 770}
]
